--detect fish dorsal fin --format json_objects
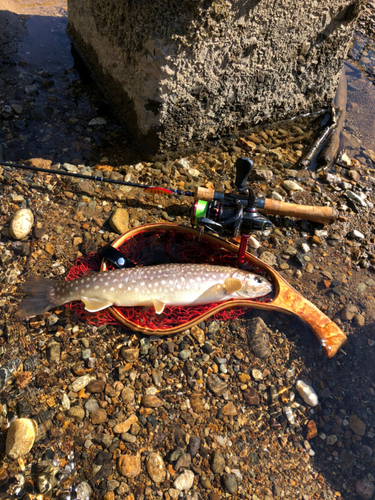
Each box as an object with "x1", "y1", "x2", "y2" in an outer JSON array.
[
  {"x1": 224, "y1": 277, "x2": 242, "y2": 295},
  {"x1": 152, "y1": 298, "x2": 165, "y2": 314},
  {"x1": 81, "y1": 297, "x2": 113, "y2": 312}
]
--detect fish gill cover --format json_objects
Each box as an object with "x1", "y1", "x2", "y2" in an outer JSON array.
[{"x1": 65, "y1": 229, "x2": 273, "y2": 330}]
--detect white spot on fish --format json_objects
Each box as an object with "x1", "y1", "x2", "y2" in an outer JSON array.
[
  {"x1": 75, "y1": 287, "x2": 78, "y2": 291},
  {"x1": 110, "y1": 287, "x2": 114, "y2": 291},
  {"x1": 119, "y1": 284, "x2": 123, "y2": 289},
  {"x1": 95, "y1": 285, "x2": 99, "y2": 289}
]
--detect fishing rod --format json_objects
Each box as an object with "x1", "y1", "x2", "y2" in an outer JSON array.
[
  {"x1": 1, "y1": 157, "x2": 338, "y2": 230},
  {"x1": 0, "y1": 160, "x2": 195, "y2": 197}
]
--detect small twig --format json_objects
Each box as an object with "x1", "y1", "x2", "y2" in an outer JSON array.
[{"x1": 300, "y1": 118, "x2": 339, "y2": 169}]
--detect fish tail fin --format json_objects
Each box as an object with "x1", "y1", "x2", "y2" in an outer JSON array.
[{"x1": 16, "y1": 275, "x2": 59, "y2": 320}]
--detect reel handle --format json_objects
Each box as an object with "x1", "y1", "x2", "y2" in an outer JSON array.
[
  {"x1": 259, "y1": 199, "x2": 338, "y2": 224},
  {"x1": 235, "y1": 157, "x2": 254, "y2": 188}
]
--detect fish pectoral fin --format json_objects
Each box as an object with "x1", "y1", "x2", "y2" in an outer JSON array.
[
  {"x1": 81, "y1": 297, "x2": 113, "y2": 312},
  {"x1": 152, "y1": 298, "x2": 165, "y2": 314},
  {"x1": 224, "y1": 277, "x2": 242, "y2": 295}
]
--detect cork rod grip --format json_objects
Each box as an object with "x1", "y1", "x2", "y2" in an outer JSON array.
[{"x1": 261, "y1": 199, "x2": 338, "y2": 224}]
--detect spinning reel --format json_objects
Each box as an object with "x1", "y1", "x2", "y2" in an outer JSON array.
[
  {"x1": 190, "y1": 158, "x2": 273, "y2": 263},
  {"x1": 190, "y1": 158, "x2": 273, "y2": 238}
]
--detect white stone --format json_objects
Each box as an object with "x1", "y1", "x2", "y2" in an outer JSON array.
[
  {"x1": 271, "y1": 191, "x2": 284, "y2": 201},
  {"x1": 282, "y1": 179, "x2": 304, "y2": 191},
  {"x1": 350, "y1": 229, "x2": 365, "y2": 239},
  {"x1": 301, "y1": 243, "x2": 310, "y2": 253},
  {"x1": 61, "y1": 393, "x2": 71, "y2": 411},
  {"x1": 248, "y1": 236, "x2": 260, "y2": 249},
  {"x1": 76, "y1": 481, "x2": 93, "y2": 500},
  {"x1": 188, "y1": 167, "x2": 200, "y2": 177},
  {"x1": 176, "y1": 158, "x2": 190, "y2": 170},
  {"x1": 9, "y1": 208, "x2": 34, "y2": 240},
  {"x1": 69, "y1": 375, "x2": 95, "y2": 392},
  {"x1": 296, "y1": 380, "x2": 319, "y2": 406},
  {"x1": 346, "y1": 190, "x2": 367, "y2": 207},
  {"x1": 252, "y1": 369, "x2": 262, "y2": 380},
  {"x1": 173, "y1": 470, "x2": 195, "y2": 491}
]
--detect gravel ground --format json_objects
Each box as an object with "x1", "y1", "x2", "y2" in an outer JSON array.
[{"x1": 0, "y1": 2, "x2": 375, "y2": 500}]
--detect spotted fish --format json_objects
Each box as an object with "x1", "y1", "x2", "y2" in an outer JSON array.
[{"x1": 17, "y1": 264, "x2": 273, "y2": 319}]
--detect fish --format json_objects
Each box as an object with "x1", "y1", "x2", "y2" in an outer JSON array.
[{"x1": 17, "y1": 264, "x2": 273, "y2": 319}]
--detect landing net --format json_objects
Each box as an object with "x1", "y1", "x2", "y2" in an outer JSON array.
[{"x1": 66, "y1": 229, "x2": 273, "y2": 330}]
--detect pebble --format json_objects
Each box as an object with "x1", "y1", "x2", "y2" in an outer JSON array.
[
  {"x1": 86, "y1": 379, "x2": 105, "y2": 393},
  {"x1": 146, "y1": 453, "x2": 166, "y2": 483},
  {"x1": 120, "y1": 347, "x2": 139, "y2": 362},
  {"x1": 170, "y1": 448, "x2": 185, "y2": 462},
  {"x1": 296, "y1": 380, "x2": 319, "y2": 406},
  {"x1": 6, "y1": 418, "x2": 38, "y2": 459},
  {"x1": 200, "y1": 476, "x2": 212, "y2": 489},
  {"x1": 189, "y1": 393, "x2": 205, "y2": 413},
  {"x1": 349, "y1": 415, "x2": 366, "y2": 436},
  {"x1": 141, "y1": 395, "x2": 163, "y2": 408},
  {"x1": 46, "y1": 342, "x2": 61, "y2": 363},
  {"x1": 354, "y1": 478, "x2": 375, "y2": 499},
  {"x1": 211, "y1": 451, "x2": 226, "y2": 474},
  {"x1": 222, "y1": 402, "x2": 237, "y2": 416},
  {"x1": 66, "y1": 406, "x2": 85, "y2": 421},
  {"x1": 76, "y1": 481, "x2": 93, "y2": 500},
  {"x1": 306, "y1": 420, "x2": 318, "y2": 439},
  {"x1": 347, "y1": 190, "x2": 367, "y2": 207},
  {"x1": 207, "y1": 375, "x2": 228, "y2": 396},
  {"x1": 121, "y1": 432, "x2": 137, "y2": 443},
  {"x1": 90, "y1": 409, "x2": 107, "y2": 424},
  {"x1": 121, "y1": 387, "x2": 135, "y2": 404},
  {"x1": 222, "y1": 473, "x2": 238, "y2": 494},
  {"x1": 252, "y1": 369, "x2": 263, "y2": 380},
  {"x1": 88, "y1": 117, "x2": 107, "y2": 125},
  {"x1": 117, "y1": 454, "x2": 141, "y2": 478},
  {"x1": 113, "y1": 414, "x2": 138, "y2": 434},
  {"x1": 9, "y1": 208, "x2": 34, "y2": 239},
  {"x1": 246, "y1": 317, "x2": 271, "y2": 358},
  {"x1": 69, "y1": 375, "x2": 95, "y2": 392},
  {"x1": 248, "y1": 236, "x2": 261, "y2": 249},
  {"x1": 190, "y1": 325, "x2": 205, "y2": 343},
  {"x1": 173, "y1": 470, "x2": 195, "y2": 490},
  {"x1": 243, "y1": 388, "x2": 260, "y2": 405},
  {"x1": 187, "y1": 435, "x2": 201, "y2": 457},
  {"x1": 175, "y1": 453, "x2": 191, "y2": 470},
  {"x1": 350, "y1": 229, "x2": 365, "y2": 239},
  {"x1": 355, "y1": 314, "x2": 365, "y2": 326},
  {"x1": 109, "y1": 208, "x2": 129, "y2": 234},
  {"x1": 85, "y1": 399, "x2": 99, "y2": 413},
  {"x1": 238, "y1": 373, "x2": 251, "y2": 383},
  {"x1": 259, "y1": 251, "x2": 277, "y2": 266},
  {"x1": 282, "y1": 180, "x2": 304, "y2": 191},
  {"x1": 61, "y1": 393, "x2": 71, "y2": 411},
  {"x1": 341, "y1": 304, "x2": 359, "y2": 321}
]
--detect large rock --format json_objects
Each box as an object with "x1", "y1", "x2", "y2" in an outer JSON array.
[{"x1": 67, "y1": 0, "x2": 362, "y2": 154}]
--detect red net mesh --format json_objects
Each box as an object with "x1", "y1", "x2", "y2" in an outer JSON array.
[{"x1": 65, "y1": 229, "x2": 273, "y2": 330}]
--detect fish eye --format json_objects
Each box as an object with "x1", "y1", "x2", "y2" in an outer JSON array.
[{"x1": 256, "y1": 276, "x2": 263, "y2": 283}]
